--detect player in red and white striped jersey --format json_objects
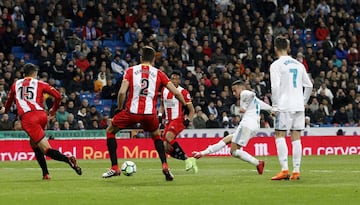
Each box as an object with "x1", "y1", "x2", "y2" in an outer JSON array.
[
  {"x1": 102, "y1": 46, "x2": 187, "y2": 181},
  {"x1": 159, "y1": 70, "x2": 197, "y2": 173},
  {"x1": 2, "y1": 63, "x2": 82, "y2": 179}
]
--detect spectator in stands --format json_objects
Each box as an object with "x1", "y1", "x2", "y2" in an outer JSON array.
[
  {"x1": 66, "y1": 73, "x2": 83, "y2": 94},
  {"x1": 66, "y1": 100, "x2": 77, "y2": 116},
  {"x1": 124, "y1": 26, "x2": 137, "y2": 47},
  {"x1": 56, "y1": 105, "x2": 69, "y2": 127},
  {"x1": 52, "y1": 121, "x2": 61, "y2": 131},
  {"x1": 111, "y1": 53, "x2": 128, "y2": 78},
  {"x1": 309, "y1": 97, "x2": 320, "y2": 113},
  {"x1": 346, "y1": 103, "x2": 355, "y2": 125},
  {"x1": 230, "y1": 99, "x2": 241, "y2": 117},
  {"x1": 82, "y1": 73, "x2": 95, "y2": 92},
  {"x1": 332, "y1": 106, "x2": 349, "y2": 125},
  {"x1": 321, "y1": 98, "x2": 333, "y2": 117},
  {"x1": 0, "y1": 113, "x2": 13, "y2": 130},
  {"x1": 315, "y1": 21, "x2": 329, "y2": 42},
  {"x1": 75, "y1": 52, "x2": 90, "y2": 73},
  {"x1": 0, "y1": 84, "x2": 7, "y2": 100},
  {"x1": 89, "y1": 105, "x2": 102, "y2": 122},
  {"x1": 66, "y1": 113, "x2": 79, "y2": 130},
  {"x1": 77, "y1": 120, "x2": 86, "y2": 130},
  {"x1": 206, "y1": 113, "x2": 220, "y2": 128},
  {"x1": 333, "y1": 88, "x2": 349, "y2": 111},
  {"x1": 206, "y1": 101, "x2": 218, "y2": 119},
  {"x1": 312, "y1": 103, "x2": 327, "y2": 125},
  {"x1": 193, "y1": 109, "x2": 207, "y2": 129},
  {"x1": 82, "y1": 19, "x2": 101, "y2": 41},
  {"x1": 317, "y1": 82, "x2": 334, "y2": 104},
  {"x1": 94, "y1": 70, "x2": 107, "y2": 92},
  {"x1": 101, "y1": 78, "x2": 117, "y2": 100},
  {"x1": 76, "y1": 107, "x2": 91, "y2": 129}
]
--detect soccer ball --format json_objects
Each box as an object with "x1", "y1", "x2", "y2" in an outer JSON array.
[{"x1": 121, "y1": 161, "x2": 137, "y2": 176}]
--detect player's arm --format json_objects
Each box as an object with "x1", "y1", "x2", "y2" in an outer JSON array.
[
  {"x1": 186, "y1": 102, "x2": 195, "y2": 120},
  {"x1": 257, "y1": 98, "x2": 272, "y2": 111},
  {"x1": 270, "y1": 65, "x2": 281, "y2": 112},
  {"x1": 45, "y1": 84, "x2": 62, "y2": 116},
  {"x1": 4, "y1": 83, "x2": 16, "y2": 113},
  {"x1": 117, "y1": 79, "x2": 129, "y2": 110},
  {"x1": 302, "y1": 69, "x2": 313, "y2": 105},
  {"x1": 166, "y1": 82, "x2": 186, "y2": 106},
  {"x1": 158, "y1": 90, "x2": 165, "y2": 123},
  {"x1": 183, "y1": 89, "x2": 195, "y2": 120}
]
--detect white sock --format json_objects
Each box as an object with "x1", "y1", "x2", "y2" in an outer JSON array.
[
  {"x1": 232, "y1": 149, "x2": 259, "y2": 166},
  {"x1": 292, "y1": 140, "x2": 302, "y2": 173},
  {"x1": 201, "y1": 140, "x2": 226, "y2": 155},
  {"x1": 275, "y1": 137, "x2": 288, "y2": 171}
]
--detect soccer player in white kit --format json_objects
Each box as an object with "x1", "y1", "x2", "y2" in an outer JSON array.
[
  {"x1": 270, "y1": 36, "x2": 313, "y2": 180},
  {"x1": 192, "y1": 80, "x2": 272, "y2": 175}
]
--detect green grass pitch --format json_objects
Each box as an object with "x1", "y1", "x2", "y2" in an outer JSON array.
[{"x1": 0, "y1": 155, "x2": 359, "y2": 205}]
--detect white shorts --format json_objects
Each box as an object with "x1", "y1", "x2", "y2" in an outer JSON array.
[
  {"x1": 231, "y1": 126, "x2": 256, "y2": 147},
  {"x1": 274, "y1": 111, "x2": 305, "y2": 131}
]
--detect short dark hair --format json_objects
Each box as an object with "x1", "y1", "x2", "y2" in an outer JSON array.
[
  {"x1": 23, "y1": 63, "x2": 39, "y2": 76},
  {"x1": 231, "y1": 79, "x2": 245, "y2": 86},
  {"x1": 170, "y1": 70, "x2": 182, "y2": 78},
  {"x1": 274, "y1": 36, "x2": 289, "y2": 51},
  {"x1": 141, "y1": 46, "x2": 155, "y2": 62}
]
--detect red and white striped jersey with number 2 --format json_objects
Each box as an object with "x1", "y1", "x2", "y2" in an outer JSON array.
[{"x1": 124, "y1": 64, "x2": 170, "y2": 115}]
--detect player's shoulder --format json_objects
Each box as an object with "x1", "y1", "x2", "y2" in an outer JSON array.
[{"x1": 241, "y1": 90, "x2": 254, "y2": 97}]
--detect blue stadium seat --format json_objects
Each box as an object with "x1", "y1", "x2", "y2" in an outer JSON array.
[{"x1": 11, "y1": 46, "x2": 25, "y2": 53}]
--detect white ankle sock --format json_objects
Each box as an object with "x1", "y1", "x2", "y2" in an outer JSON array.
[
  {"x1": 275, "y1": 137, "x2": 288, "y2": 171},
  {"x1": 292, "y1": 140, "x2": 302, "y2": 173}
]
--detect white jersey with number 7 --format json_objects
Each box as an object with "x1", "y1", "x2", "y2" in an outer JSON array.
[{"x1": 270, "y1": 56, "x2": 313, "y2": 112}]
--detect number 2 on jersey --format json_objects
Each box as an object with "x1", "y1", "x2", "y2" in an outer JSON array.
[
  {"x1": 140, "y1": 78, "x2": 149, "y2": 96},
  {"x1": 289, "y1": 68, "x2": 298, "y2": 88}
]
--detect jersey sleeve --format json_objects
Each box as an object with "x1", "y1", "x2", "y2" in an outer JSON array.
[
  {"x1": 270, "y1": 64, "x2": 281, "y2": 111},
  {"x1": 158, "y1": 70, "x2": 170, "y2": 86},
  {"x1": 4, "y1": 83, "x2": 16, "y2": 112},
  {"x1": 257, "y1": 98, "x2": 272, "y2": 111},
  {"x1": 43, "y1": 82, "x2": 62, "y2": 114},
  {"x1": 123, "y1": 67, "x2": 132, "y2": 82},
  {"x1": 302, "y1": 69, "x2": 313, "y2": 104},
  {"x1": 182, "y1": 89, "x2": 192, "y2": 104}
]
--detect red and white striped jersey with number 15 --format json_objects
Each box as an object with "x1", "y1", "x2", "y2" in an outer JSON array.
[
  {"x1": 5, "y1": 77, "x2": 61, "y2": 117},
  {"x1": 124, "y1": 64, "x2": 170, "y2": 115},
  {"x1": 162, "y1": 86, "x2": 191, "y2": 121}
]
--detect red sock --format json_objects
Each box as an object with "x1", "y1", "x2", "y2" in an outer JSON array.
[{"x1": 112, "y1": 165, "x2": 119, "y2": 171}]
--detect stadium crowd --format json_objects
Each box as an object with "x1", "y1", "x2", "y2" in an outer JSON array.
[{"x1": 0, "y1": 0, "x2": 360, "y2": 131}]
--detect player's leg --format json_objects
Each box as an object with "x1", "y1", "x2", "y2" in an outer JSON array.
[
  {"x1": 163, "y1": 130, "x2": 197, "y2": 173},
  {"x1": 30, "y1": 139, "x2": 50, "y2": 180},
  {"x1": 290, "y1": 130, "x2": 301, "y2": 180},
  {"x1": 192, "y1": 134, "x2": 233, "y2": 158},
  {"x1": 103, "y1": 110, "x2": 130, "y2": 178},
  {"x1": 230, "y1": 128, "x2": 264, "y2": 174},
  {"x1": 151, "y1": 128, "x2": 174, "y2": 181},
  {"x1": 23, "y1": 111, "x2": 82, "y2": 176},
  {"x1": 163, "y1": 122, "x2": 187, "y2": 161},
  {"x1": 36, "y1": 138, "x2": 82, "y2": 176},
  {"x1": 272, "y1": 112, "x2": 290, "y2": 180},
  {"x1": 103, "y1": 123, "x2": 121, "y2": 178},
  {"x1": 289, "y1": 111, "x2": 304, "y2": 180},
  {"x1": 145, "y1": 115, "x2": 174, "y2": 181}
]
